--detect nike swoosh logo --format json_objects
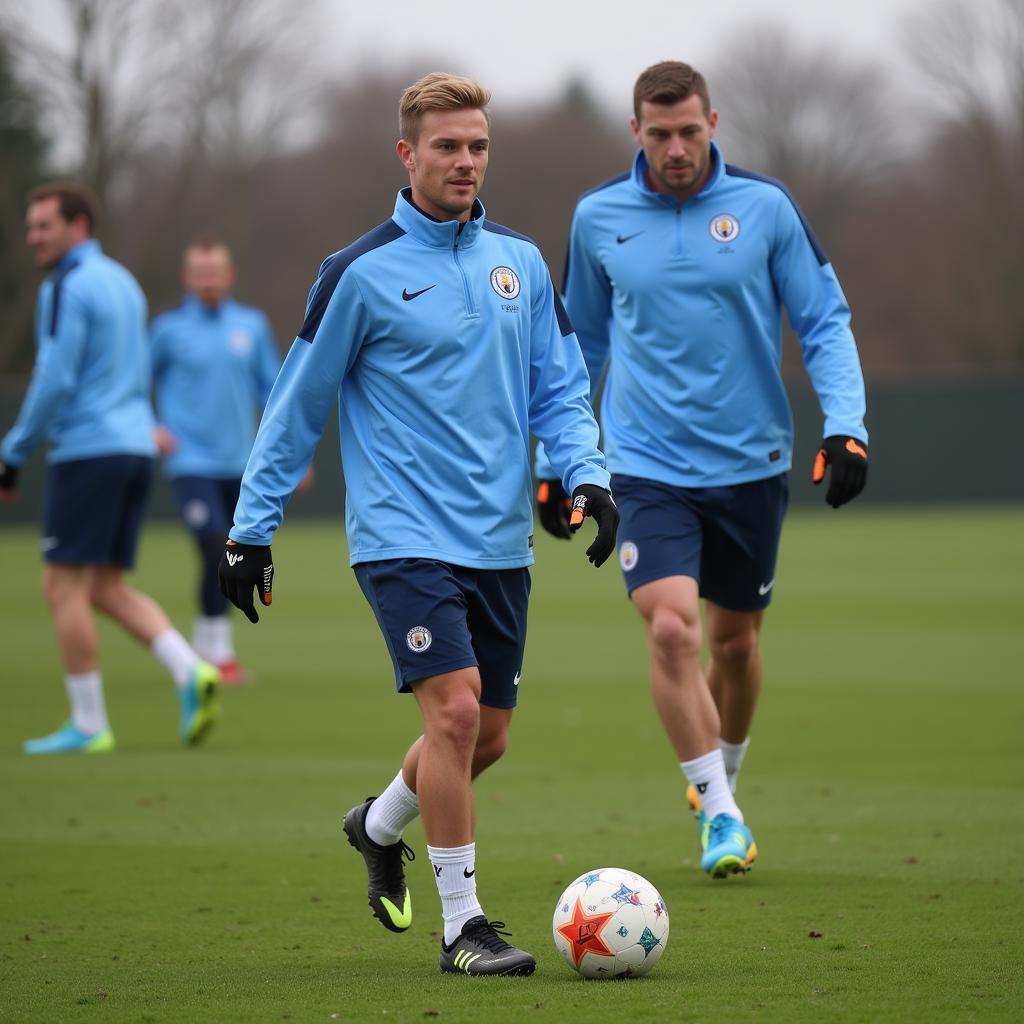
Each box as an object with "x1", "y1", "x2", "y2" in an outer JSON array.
[
  {"x1": 845, "y1": 438, "x2": 867, "y2": 459},
  {"x1": 463, "y1": 867, "x2": 475, "y2": 878},
  {"x1": 513, "y1": 672, "x2": 521, "y2": 687},
  {"x1": 378, "y1": 892, "x2": 413, "y2": 929},
  {"x1": 758, "y1": 580, "x2": 775, "y2": 595},
  {"x1": 616, "y1": 232, "x2": 643, "y2": 244},
  {"x1": 402, "y1": 285, "x2": 436, "y2": 301}
]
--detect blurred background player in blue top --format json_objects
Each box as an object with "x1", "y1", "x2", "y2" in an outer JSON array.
[
  {"x1": 150, "y1": 238, "x2": 305, "y2": 685},
  {"x1": 218, "y1": 72, "x2": 618, "y2": 976},
  {"x1": 536, "y1": 61, "x2": 869, "y2": 878},
  {"x1": 0, "y1": 183, "x2": 221, "y2": 753}
]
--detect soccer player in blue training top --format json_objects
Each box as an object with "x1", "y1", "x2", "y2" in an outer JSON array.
[
  {"x1": 536, "y1": 61, "x2": 868, "y2": 878},
  {"x1": 0, "y1": 183, "x2": 221, "y2": 754},
  {"x1": 151, "y1": 238, "x2": 295, "y2": 686},
  {"x1": 217, "y1": 73, "x2": 619, "y2": 976}
]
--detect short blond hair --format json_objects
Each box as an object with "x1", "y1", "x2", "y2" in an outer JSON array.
[{"x1": 399, "y1": 72, "x2": 491, "y2": 142}]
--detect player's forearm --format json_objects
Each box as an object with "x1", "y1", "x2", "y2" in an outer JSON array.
[{"x1": 0, "y1": 370, "x2": 73, "y2": 464}]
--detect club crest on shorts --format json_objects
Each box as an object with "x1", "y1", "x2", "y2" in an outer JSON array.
[
  {"x1": 490, "y1": 266, "x2": 521, "y2": 299},
  {"x1": 406, "y1": 626, "x2": 432, "y2": 653},
  {"x1": 229, "y1": 328, "x2": 253, "y2": 355},
  {"x1": 709, "y1": 213, "x2": 740, "y2": 243},
  {"x1": 619, "y1": 541, "x2": 639, "y2": 572},
  {"x1": 183, "y1": 499, "x2": 210, "y2": 529}
]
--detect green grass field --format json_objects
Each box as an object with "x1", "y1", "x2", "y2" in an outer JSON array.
[{"x1": 1, "y1": 506, "x2": 1021, "y2": 1023}]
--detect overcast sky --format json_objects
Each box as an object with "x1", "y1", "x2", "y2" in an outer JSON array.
[{"x1": 330, "y1": 0, "x2": 935, "y2": 116}]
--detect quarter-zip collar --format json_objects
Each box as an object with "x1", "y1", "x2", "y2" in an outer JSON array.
[
  {"x1": 630, "y1": 140, "x2": 725, "y2": 208},
  {"x1": 392, "y1": 186, "x2": 485, "y2": 250},
  {"x1": 183, "y1": 292, "x2": 229, "y2": 319},
  {"x1": 52, "y1": 238, "x2": 99, "y2": 275}
]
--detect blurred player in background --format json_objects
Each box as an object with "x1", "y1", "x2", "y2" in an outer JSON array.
[
  {"x1": 150, "y1": 239, "x2": 305, "y2": 685},
  {"x1": 536, "y1": 61, "x2": 868, "y2": 877},
  {"x1": 0, "y1": 183, "x2": 221, "y2": 754},
  {"x1": 218, "y1": 73, "x2": 618, "y2": 975}
]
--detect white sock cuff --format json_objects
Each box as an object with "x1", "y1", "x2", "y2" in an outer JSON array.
[
  {"x1": 720, "y1": 737, "x2": 750, "y2": 758},
  {"x1": 394, "y1": 773, "x2": 418, "y2": 806},
  {"x1": 364, "y1": 771, "x2": 421, "y2": 846},
  {"x1": 681, "y1": 747, "x2": 727, "y2": 780},
  {"x1": 64, "y1": 671, "x2": 108, "y2": 735},
  {"x1": 151, "y1": 629, "x2": 200, "y2": 689},
  {"x1": 427, "y1": 842, "x2": 475, "y2": 863}
]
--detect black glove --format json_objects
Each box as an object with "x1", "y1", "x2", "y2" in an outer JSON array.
[
  {"x1": 218, "y1": 540, "x2": 274, "y2": 623},
  {"x1": 536, "y1": 478, "x2": 572, "y2": 539},
  {"x1": 568, "y1": 484, "x2": 619, "y2": 567},
  {"x1": 0, "y1": 459, "x2": 19, "y2": 494},
  {"x1": 812, "y1": 436, "x2": 868, "y2": 509}
]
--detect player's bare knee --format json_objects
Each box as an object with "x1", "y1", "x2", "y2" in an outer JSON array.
[
  {"x1": 647, "y1": 606, "x2": 701, "y2": 663},
  {"x1": 709, "y1": 628, "x2": 759, "y2": 668},
  {"x1": 88, "y1": 577, "x2": 118, "y2": 614},
  {"x1": 473, "y1": 730, "x2": 508, "y2": 773},
  {"x1": 42, "y1": 568, "x2": 81, "y2": 610},
  {"x1": 424, "y1": 683, "x2": 481, "y2": 754}
]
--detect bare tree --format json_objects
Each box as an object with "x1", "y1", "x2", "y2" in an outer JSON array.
[
  {"x1": 899, "y1": 0, "x2": 1024, "y2": 365},
  {"x1": 0, "y1": 0, "x2": 328, "y2": 243},
  {"x1": 706, "y1": 26, "x2": 899, "y2": 244}
]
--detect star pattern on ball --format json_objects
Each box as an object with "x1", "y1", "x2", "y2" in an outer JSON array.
[
  {"x1": 556, "y1": 897, "x2": 616, "y2": 967},
  {"x1": 637, "y1": 926, "x2": 662, "y2": 957},
  {"x1": 611, "y1": 882, "x2": 641, "y2": 904}
]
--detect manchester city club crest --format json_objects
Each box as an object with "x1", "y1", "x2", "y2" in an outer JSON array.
[
  {"x1": 490, "y1": 266, "x2": 521, "y2": 299},
  {"x1": 619, "y1": 541, "x2": 639, "y2": 572},
  {"x1": 406, "y1": 626, "x2": 432, "y2": 653},
  {"x1": 229, "y1": 328, "x2": 253, "y2": 354},
  {"x1": 709, "y1": 213, "x2": 740, "y2": 243}
]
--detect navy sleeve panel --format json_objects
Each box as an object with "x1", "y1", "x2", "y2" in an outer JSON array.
[
  {"x1": 47, "y1": 259, "x2": 81, "y2": 337},
  {"x1": 724, "y1": 164, "x2": 829, "y2": 266},
  {"x1": 482, "y1": 220, "x2": 539, "y2": 247},
  {"x1": 578, "y1": 170, "x2": 631, "y2": 204},
  {"x1": 562, "y1": 171, "x2": 631, "y2": 290},
  {"x1": 298, "y1": 220, "x2": 405, "y2": 342},
  {"x1": 482, "y1": 222, "x2": 573, "y2": 336},
  {"x1": 552, "y1": 286, "x2": 574, "y2": 338}
]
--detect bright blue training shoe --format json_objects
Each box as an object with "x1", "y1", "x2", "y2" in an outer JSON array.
[
  {"x1": 700, "y1": 813, "x2": 758, "y2": 878},
  {"x1": 24, "y1": 721, "x2": 115, "y2": 755},
  {"x1": 179, "y1": 661, "x2": 221, "y2": 745}
]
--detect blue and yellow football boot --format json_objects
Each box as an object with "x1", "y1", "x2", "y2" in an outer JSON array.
[
  {"x1": 179, "y1": 661, "x2": 221, "y2": 745},
  {"x1": 24, "y1": 721, "x2": 115, "y2": 754},
  {"x1": 700, "y1": 813, "x2": 758, "y2": 878}
]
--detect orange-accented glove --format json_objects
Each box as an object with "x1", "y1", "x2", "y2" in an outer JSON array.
[
  {"x1": 536, "y1": 478, "x2": 572, "y2": 539},
  {"x1": 568, "y1": 484, "x2": 619, "y2": 567},
  {"x1": 812, "y1": 436, "x2": 868, "y2": 509}
]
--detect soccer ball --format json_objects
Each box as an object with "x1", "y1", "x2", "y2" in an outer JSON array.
[{"x1": 552, "y1": 867, "x2": 669, "y2": 979}]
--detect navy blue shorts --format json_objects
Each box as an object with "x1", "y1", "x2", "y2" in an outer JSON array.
[
  {"x1": 170, "y1": 476, "x2": 241, "y2": 538},
  {"x1": 353, "y1": 558, "x2": 531, "y2": 709},
  {"x1": 611, "y1": 473, "x2": 789, "y2": 612},
  {"x1": 42, "y1": 455, "x2": 154, "y2": 566}
]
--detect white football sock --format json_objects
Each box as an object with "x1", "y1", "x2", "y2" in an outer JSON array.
[
  {"x1": 65, "y1": 671, "x2": 109, "y2": 735},
  {"x1": 194, "y1": 615, "x2": 234, "y2": 663},
  {"x1": 427, "y1": 843, "x2": 483, "y2": 945},
  {"x1": 151, "y1": 629, "x2": 200, "y2": 690},
  {"x1": 681, "y1": 748, "x2": 743, "y2": 823},
  {"x1": 365, "y1": 771, "x2": 420, "y2": 847},
  {"x1": 720, "y1": 736, "x2": 750, "y2": 794}
]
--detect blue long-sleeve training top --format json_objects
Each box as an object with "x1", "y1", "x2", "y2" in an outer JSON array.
[
  {"x1": 537, "y1": 142, "x2": 866, "y2": 487},
  {"x1": 230, "y1": 189, "x2": 609, "y2": 568},
  {"x1": 150, "y1": 295, "x2": 281, "y2": 478},
  {"x1": 1, "y1": 239, "x2": 155, "y2": 466}
]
